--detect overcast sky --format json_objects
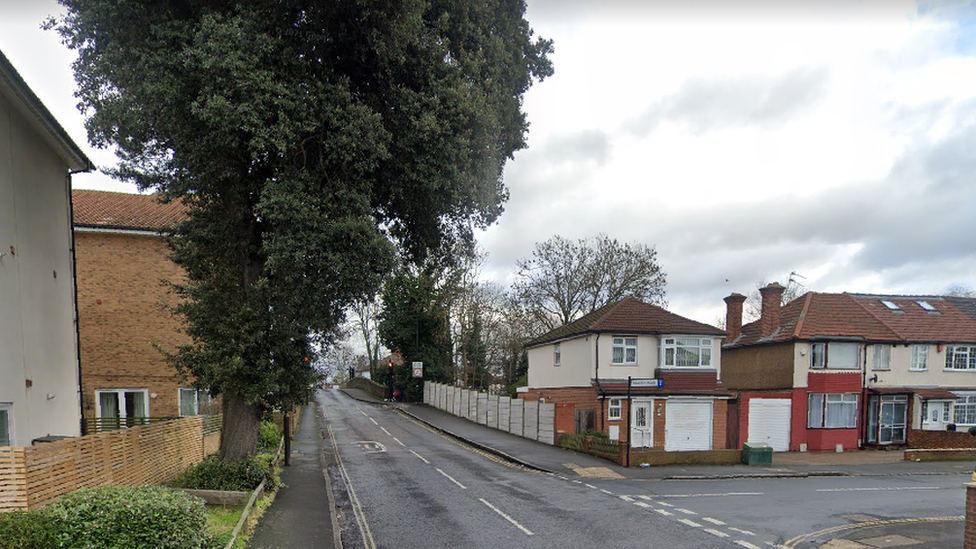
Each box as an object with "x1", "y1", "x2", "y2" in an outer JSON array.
[{"x1": 4, "y1": 0, "x2": 976, "y2": 327}]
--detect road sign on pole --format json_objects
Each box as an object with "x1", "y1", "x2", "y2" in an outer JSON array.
[{"x1": 412, "y1": 361, "x2": 423, "y2": 378}]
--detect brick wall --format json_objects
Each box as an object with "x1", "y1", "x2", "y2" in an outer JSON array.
[
  {"x1": 520, "y1": 386, "x2": 597, "y2": 435},
  {"x1": 908, "y1": 429, "x2": 976, "y2": 449},
  {"x1": 75, "y1": 231, "x2": 191, "y2": 419},
  {"x1": 966, "y1": 484, "x2": 976, "y2": 549},
  {"x1": 654, "y1": 370, "x2": 718, "y2": 390},
  {"x1": 713, "y1": 399, "x2": 728, "y2": 449},
  {"x1": 721, "y1": 343, "x2": 794, "y2": 390}
]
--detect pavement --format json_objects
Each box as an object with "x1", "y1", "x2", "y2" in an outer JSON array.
[{"x1": 246, "y1": 388, "x2": 974, "y2": 548}]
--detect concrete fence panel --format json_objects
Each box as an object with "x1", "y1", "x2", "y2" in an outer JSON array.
[
  {"x1": 487, "y1": 396, "x2": 499, "y2": 429},
  {"x1": 477, "y1": 394, "x2": 489, "y2": 425},
  {"x1": 523, "y1": 400, "x2": 539, "y2": 441},
  {"x1": 423, "y1": 382, "x2": 431, "y2": 405},
  {"x1": 453, "y1": 387, "x2": 462, "y2": 416},
  {"x1": 538, "y1": 403, "x2": 555, "y2": 445},
  {"x1": 509, "y1": 399, "x2": 524, "y2": 437},
  {"x1": 498, "y1": 397, "x2": 511, "y2": 432},
  {"x1": 446, "y1": 386, "x2": 455, "y2": 415}
]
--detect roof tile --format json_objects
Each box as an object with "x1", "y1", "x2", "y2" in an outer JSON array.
[{"x1": 73, "y1": 190, "x2": 187, "y2": 232}]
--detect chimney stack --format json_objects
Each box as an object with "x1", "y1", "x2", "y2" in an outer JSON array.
[
  {"x1": 724, "y1": 293, "x2": 746, "y2": 343},
  {"x1": 759, "y1": 282, "x2": 786, "y2": 338}
]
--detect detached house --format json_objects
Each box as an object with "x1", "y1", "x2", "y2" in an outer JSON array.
[
  {"x1": 72, "y1": 190, "x2": 207, "y2": 431},
  {"x1": 0, "y1": 51, "x2": 93, "y2": 445},
  {"x1": 722, "y1": 284, "x2": 976, "y2": 452},
  {"x1": 522, "y1": 297, "x2": 730, "y2": 452}
]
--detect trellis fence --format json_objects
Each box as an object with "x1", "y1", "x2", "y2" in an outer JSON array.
[
  {"x1": 0, "y1": 414, "x2": 221, "y2": 512},
  {"x1": 423, "y1": 382, "x2": 554, "y2": 445}
]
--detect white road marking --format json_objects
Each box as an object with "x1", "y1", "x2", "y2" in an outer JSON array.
[
  {"x1": 585, "y1": 483, "x2": 598, "y2": 489},
  {"x1": 572, "y1": 480, "x2": 583, "y2": 484},
  {"x1": 369, "y1": 417, "x2": 378, "y2": 425},
  {"x1": 655, "y1": 492, "x2": 764, "y2": 498},
  {"x1": 436, "y1": 468, "x2": 467, "y2": 489},
  {"x1": 479, "y1": 498, "x2": 534, "y2": 536},
  {"x1": 620, "y1": 495, "x2": 635, "y2": 502},
  {"x1": 705, "y1": 528, "x2": 730, "y2": 538},
  {"x1": 327, "y1": 424, "x2": 377, "y2": 549},
  {"x1": 730, "y1": 527, "x2": 756, "y2": 536},
  {"x1": 380, "y1": 427, "x2": 391, "y2": 436},
  {"x1": 635, "y1": 502, "x2": 652, "y2": 508},
  {"x1": 638, "y1": 495, "x2": 653, "y2": 500},
  {"x1": 657, "y1": 501, "x2": 674, "y2": 508},
  {"x1": 393, "y1": 437, "x2": 405, "y2": 447},
  {"x1": 678, "y1": 518, "x2": 702, "y2": 528},
  {"x1": 409, "y1": 449, "x2": 430, "y2": 464},
  {"x1": 702, "y1": 517, "x2": 726, "y2": 525},
  {"x1": 675, "y1": 508, "x2": 697, "y2": 515},
  {"x1": 654, "y1": 509, "x2": 674, "y2": 516},
  {"x1": 359, "y1": 409, "x2": 369, "y2": 417},
  {"x1": 735, "y1": 541, "x2": 762, "y2": 549},
  {"x1": 816, "y1": 486, "x2": 939, "y2": 492},
  {"x1": 600, "y1": 489, "x2": 614, "y2": 495}
]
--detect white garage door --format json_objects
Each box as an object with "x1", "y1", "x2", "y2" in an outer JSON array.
[
  {"x1": 748, "y1": 398, "x2": 791, "y2": 452},
  {"x1": 665, "y1": 400, "x2": 713, "y2": 451}
]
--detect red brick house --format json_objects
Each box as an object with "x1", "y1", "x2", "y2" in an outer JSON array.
[
  {"x1": 522, "y1": 297, "x2": 730, "y2": 452},
  {"x1": 73, "y1": 190, "x2": 210, "y2": 431},
  {"x1": 722, "y1": 284, "x2": 976, "y2": 452}
]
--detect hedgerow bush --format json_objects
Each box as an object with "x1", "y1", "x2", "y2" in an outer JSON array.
[
  {"x1": 258, "y1": 418, "x2": 281, "y2": 452},
  {"x1": 171, "y1": 455, "x2": 278, "y2": 492},
  {"x1": 45, "y1": 486, "x2": 210, "y2": 549},
  {"x1": 0, "y1": 510, "x2": 57, "y2": 549}
]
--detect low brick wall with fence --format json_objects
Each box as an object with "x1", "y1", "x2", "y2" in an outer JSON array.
[
  {"x1": 0, "y1": 415, "x2": 220, "y2": 512},
  {"x1": 424, "y1": 382, "x2": 555, "y2": 445},
  {"x1": 630, "y1": 448, "x2": 742, "y2": 466},
  {"x1": 346, "y1": 377, "x2": 389, "y2": 401}
]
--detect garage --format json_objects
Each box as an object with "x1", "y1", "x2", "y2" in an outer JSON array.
[
  {"x1": 665, "y1": 400, "x2": 713, "y2": 451},
  {"x1": 747, "y1": 398, "x2": 791, "y2": 452}
]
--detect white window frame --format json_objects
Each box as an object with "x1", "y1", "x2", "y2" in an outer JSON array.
[
  {"x1": 612, "y1": 337, "x2": 638, "y2": 365},
  {"x1": 808, "y1": 393, "x2": 858, "y2": 429},
  {"x1": 95, "y1": 388, "x2": 150, "y2": 428},
  {"x1": 910, "y1": 345, "x2": 928, "y2": 371},
  {"x1": 179, "y1": 388, "x2": 212, "y2": 417},
  {"x1": 945, "y1": 346, "x2": 976, "y2": 371},
  {"x1": 662, "y1": 337, "x2": 713, "y2": 368},
  {"x1": 810, "y1": 342, "x2": 859, "y2": 370},
  {"x1": 553, "y1": 344, "x2": 561, "y2": 367},
  {"x1": 955, "y1": 394, "x2": 976, "y2": 425},
  {"x1": 608, "y1": 398, "x2": 622, "y2": 420},
  {"x1": 0, "y1": 403, "x2": 12, "y2": 447},
  {"x1": 872, "y1": 345, "x2": 891, "y2": 371}
]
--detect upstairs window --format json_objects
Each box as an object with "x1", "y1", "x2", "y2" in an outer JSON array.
[
  {"x1": 946, "y1": 346, "x2": 976, "y2": 371},
  {"x1": 872, "y1": 345, "x2": 891, "y2": 371},
  {"x1": 910, "y1": 345, "x2": 928, "y2": 371},
  {"x1": 554, "y1": 344, "x2": 561, "y2": 367},
  {"x1": 810, "y1": 342, "x2": 859, "y2": 370},
  {"x1": 663, "y1": 337, "x2": 713, "y2": 368},
  {"x1": 612, "y1": 337, "x2": 637, "y2": 365}
]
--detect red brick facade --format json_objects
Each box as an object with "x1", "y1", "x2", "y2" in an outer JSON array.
[{"x1": 75, "y1": 230, "x2": 192, "y2": 420}]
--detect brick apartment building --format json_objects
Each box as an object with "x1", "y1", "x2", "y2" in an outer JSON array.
[{"x1": 73, "y1": 190, "x2": 210, "y2": 430}]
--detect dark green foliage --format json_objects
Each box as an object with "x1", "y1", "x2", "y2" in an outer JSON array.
[
  {"x1": 45, "y1": 486, "x2": 210, "y2": 549},
  {"x1": 49, "y1": 0, "x2": 551, "y2": 457},
  {"x1": 0, "y1": 511, "x2": 57, "y2": 549},
  {"x1": 171, "y1": 455, "x2": 279, "y2": 492},
  {"x1": 379, "y1": 270, "x2": 454, "y2": 401},
  {"x1": 258, "y1": 419, "x2": 281, "y2": 453}
]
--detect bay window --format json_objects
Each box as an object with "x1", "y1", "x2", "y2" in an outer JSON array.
[
  {"x1": 808, "y1": 393, "x2": 858, "y2": 428},
  {"x1": 955, "y1": 394, "x2": 976, "y2": 425}
]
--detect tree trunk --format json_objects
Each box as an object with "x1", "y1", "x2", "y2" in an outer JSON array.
[{"x1": 219, "y1": 391, "x2": 262, "y2": 460}]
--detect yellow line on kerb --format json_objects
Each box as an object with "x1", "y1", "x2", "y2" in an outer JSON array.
[{"x1": 783, "y1": 515, "x2": 963, "y2": 548}]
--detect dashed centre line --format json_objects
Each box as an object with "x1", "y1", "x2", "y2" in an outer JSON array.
[
  {"x1": 436, "y1": 468, "x2": 467, "y2": 489},
  {"x1": 678, "y1": 518, "x2": 702, "y2": 528},
  {"x1": 702, "y1": 517, "x2": 726, "y2": 526},
  {"x1": 479, "y1": 498, "x2": 534, "y2": 536},
  {"x1": 409, "y1": 449, "x2": 430, "y2": 464},
  {"x1": 705, "y1": 528, "x2": 730, "y2": 538}
]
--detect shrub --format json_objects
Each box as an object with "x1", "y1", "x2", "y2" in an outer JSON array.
[
  {"x1": 46, "y1": 486, "x2": 210, "y2": 549},
  {"x1": 258, "y1": 419, "x2": 281, "y2": 453},
  {"x1": 0, "y1": 510, "x2": 57, "y2": 549},
  {"x1": 171, "y1": 455, "x2": 278, "y2": 492}
]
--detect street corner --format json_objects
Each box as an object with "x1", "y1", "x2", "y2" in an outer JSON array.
[{"x1": 790, "y1": 515, "x2": 964, "y2": 549}]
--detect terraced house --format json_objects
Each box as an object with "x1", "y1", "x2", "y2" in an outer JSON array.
[{"x1": 722, "y1": 283, "x2": 976, "y2": 453}]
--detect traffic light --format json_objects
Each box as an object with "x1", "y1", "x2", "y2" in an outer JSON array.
[{"x1": 388, "y1": 360, "x2": 394, "y2": 370}]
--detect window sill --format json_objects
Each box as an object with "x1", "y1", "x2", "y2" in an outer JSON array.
[
  {"x1": 943, "y1": 369, "x2": 976, "y2": 373},
  {"x1": 610, "y1": 363, "x2": 639, "y2": 367},
  {"x1": 908, "y1": 369, "x2": 928, "y2": 372},
  {"x1": 658, "y1": 367, "x2": 717, "y2": 372}
]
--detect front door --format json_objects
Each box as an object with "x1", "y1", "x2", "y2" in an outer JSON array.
[
  {"x1": 923, "y1": 400, "x2": 951, "y2": 431},
  {"x1": 631, "y1": 401, "x2": 652, "y2": 448},
  {"x1": 878, "y1": 395, "x2": 907, "y2": 445}
]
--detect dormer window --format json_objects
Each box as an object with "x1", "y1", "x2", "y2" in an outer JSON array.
[{"x1": 880, "y1": 300, "x2": 902, "y2": 312}]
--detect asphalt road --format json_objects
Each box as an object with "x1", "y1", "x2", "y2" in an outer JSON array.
[{"x1": 319, "y1": 389, "x2": 969, "y2": 549}]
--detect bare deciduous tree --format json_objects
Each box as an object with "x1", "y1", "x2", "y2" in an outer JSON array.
[{"x1": 512, "y1": 233, "x2": 667, "y2": 331}]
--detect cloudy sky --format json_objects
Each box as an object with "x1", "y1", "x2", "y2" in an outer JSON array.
[{"x1": 4, "y1": 0, "x2": 976, "y2": 326}]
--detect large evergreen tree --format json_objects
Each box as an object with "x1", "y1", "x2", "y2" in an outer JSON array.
[{"x1": 50, "y1": 0, "x2": 551, "y2": 459}]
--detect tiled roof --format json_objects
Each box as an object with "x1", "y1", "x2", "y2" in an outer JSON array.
[
  {"x1": 527, "y1": 296, "x2": 724, "y2": 348},
  {"x1": 727, "y1": 292, "x2": 976, "y2": 348},
  {"x1": 945, "y1": 296, "x2": 976, "y2": 323},
  {"x1": 73, "y1": 190, "x2": 187, "y2": 232},
  {"x1": 849, "y1": 294, "x2": 976, "y2": 343}
]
